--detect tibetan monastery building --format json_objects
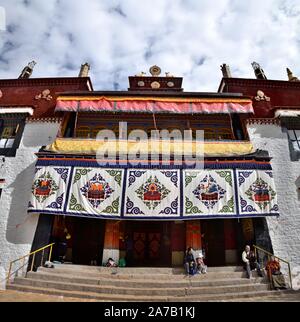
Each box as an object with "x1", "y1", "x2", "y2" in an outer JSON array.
[{"x1": 27, "y1": 66, "x2": 279, "y2": 267}]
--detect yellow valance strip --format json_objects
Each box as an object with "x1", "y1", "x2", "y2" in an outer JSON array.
[
  {"x1": 57, "y1": 96, "x2": 252, "y2": 104},
  {"x1": 46, "y1": 138, "x2": 254, "y2": 157}
]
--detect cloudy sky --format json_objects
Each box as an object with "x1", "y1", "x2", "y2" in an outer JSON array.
[{"x1": 0, "y1": 0, "x2": 300, "y2": 91}]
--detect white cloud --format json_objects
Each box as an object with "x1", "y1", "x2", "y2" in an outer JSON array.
[{"x1": 0, "y1": 0, "x2": 300, "y2": 91}]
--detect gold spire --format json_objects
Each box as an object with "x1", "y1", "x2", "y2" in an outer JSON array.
[{"x1": 287, "y1": 68, "x2": 300, "y2": 82}]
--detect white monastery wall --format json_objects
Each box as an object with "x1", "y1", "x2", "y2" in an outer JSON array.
[
  {"x1": 248, "y1": 123, "x2": 300, "y2": 278},
  {"x1": 0, "y1": 121, "x2": 60, "y2": 287}
]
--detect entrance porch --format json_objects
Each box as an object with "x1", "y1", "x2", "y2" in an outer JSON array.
[{"x1": 48, "y1": 216, "x2": 268, "y2": 267}]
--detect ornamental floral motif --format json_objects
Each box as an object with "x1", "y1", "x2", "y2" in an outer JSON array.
[
  {"x1": 80, "y1": 173, "x2": 114, "y2": 209},
  {"x1": 245, "y1": 177, "x2": 276, "y2": 210},
  {"x1": 32, "y1": 171, "x2": 59, "y2": 203},
  {"x1": 192, "y1": 174, "x2": 226, "y2": 209},
  {"x1": 35, "y1": 89, "x2": 53, "y2": 101},
  {"x1": 135, "y1": 176, "x2": 171, "y2": 210}
]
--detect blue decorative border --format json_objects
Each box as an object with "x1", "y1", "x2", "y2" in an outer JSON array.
[
  {"x1": 63, "y1": 166, "x2": 74, "y2": 213},
  {"x1": 36, "y1": 158, "x2": 273, "y2": 170},
  {"x1": 233, "y1": 169, "x2": 240, "y2": 217},
  {"x1": 28, "y1": 209, "x2": 279, "y2": 220}
]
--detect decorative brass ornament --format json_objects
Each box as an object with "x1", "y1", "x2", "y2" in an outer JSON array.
[
  {"x1": 35, "y1": 89, "x2": 53, "y2": 101},
  {"x1": 135, "y1": 72, "x2": 146, "y2": 77},
  {"x1": 254, "y1": 90, "x2": 270, "y2": 102},
  {"x1": 137, "y1": 81, "x2": 145, "y2": 87},
  {"x1": 151, "y1": 81, "x2": 161, "y2": 89},
  {"x1": 165, "y1": 72, "x2": 174, "y2": 77},
  {"x1": 149, "y1": 65, "x2": 161, "y2": 76},
  {"x1": 0, "y1": 90, "x2": 2, "y2": 98},
  {"x1": 167, "y1": 81, "x2": 175, "y2": 88}
]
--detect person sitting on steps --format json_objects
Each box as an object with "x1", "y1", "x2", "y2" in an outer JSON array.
[
  {"x1": 265, "y1": 257, "x2": 287, "y2": 290},
  {"x1": 242, "y1": 245, "x2": 264, "y2": 279},
  {"x1": 195, "y1": 253, "x2": 207, "y2": 274},
  {"x1": 184, "y1": 247, "x2": 196, "y2": 276}
]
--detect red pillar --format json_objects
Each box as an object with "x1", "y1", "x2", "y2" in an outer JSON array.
[
  {"x1": 224, "y1": 219, "x2": 238, "y2": 264},
  {"x1": 171, "y1": 222, "x2": 186, "y2": 266},
  {"x1": 102, "y1": 220, "x2": 120, "y2": 264},
  {"x1": 186, "y1": 220, "x2": 202, "y2": 255}
]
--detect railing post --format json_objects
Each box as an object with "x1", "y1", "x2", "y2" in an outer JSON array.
[
  {"x1": 30, "y1": 253, "x2": 36, "y2": 272},
  {"x1": 41, "y1": 249, "x2": 45, "y2": 268},
  {"x1": 48, "y1": 244, "x2": 53, "y2": 262},
  {"x1": 7, "y1": 262, "x2": 13, "y2": 285},
  {"x1": 22, "y1": 257, "x2": 25, "y2": 277},
  {"x1": 288, "y1": 263, "x2": 292, "y2": 289}
]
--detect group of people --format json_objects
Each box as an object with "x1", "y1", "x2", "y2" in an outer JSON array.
[
  {"x1": 183, "y1": 244, "x2": 287, "y2": 289},
  {"x1": 183, "y1": 247, "x2": 207, "y2": 276},
  {"x1": 242, "y1": 244, "x2": 287, "y2": 289}
]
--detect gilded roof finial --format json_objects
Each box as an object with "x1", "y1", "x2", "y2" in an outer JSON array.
[
  {"x1": 287, "y1": 68, "x2": 300, "y2": 82},
  {"x1": 135, "y1": 71, "x2": 146, "y2": 77}
]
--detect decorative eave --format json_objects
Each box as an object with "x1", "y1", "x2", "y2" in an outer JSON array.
[
  {"x1": 246, "y1": 118, "x2": 280, "y2": 125},
  {"x1": 55, "y1": 95, "x2": 254, "y2": 115},
  {"x1": 57, "y1": 90, "x2": 248, "y2": 99},
  {"x1": 218, "y1": 77, "x2": 300, "y2": 92},
  {"x1": 26, "y1": 117, "x2": 63, "y2": 124},
  {"x1": 0, "y1": 106, "x2": 34, "y2": 115},
  {"x1": 34, "y1": 148, "x2": 272, "y2": 171},
  {"x1": 0, "y1": 77, "x2": 93, "y2": 90},
  {"x1": 36, "y1": 149, "x2": 272, "y2": 162}
]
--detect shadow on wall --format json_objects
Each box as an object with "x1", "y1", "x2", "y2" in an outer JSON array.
[
  {"x1": 249, "y1": 125, "x2": 287, "y2": 139},
  {"x1": 6, "y1": 162, "x2": 39, "y2": 244},
  {"x1": 296, "y1": 176, "x2": 300, "y2": 202},
  {"x1": 21, "y1": 123, "x2": 59, "y2": 148}
]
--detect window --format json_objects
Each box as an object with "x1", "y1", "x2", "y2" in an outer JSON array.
[
  {"x1": 288, "y1": 130, "x2": 300, "y2": 152},
  {"x1": 0, "y1": 115, "x2": 24, "y2": 151}
]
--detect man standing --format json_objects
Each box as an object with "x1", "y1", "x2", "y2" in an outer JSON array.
[{"x1": 242, "y1": 245, "x2": 263, "y2": 279}]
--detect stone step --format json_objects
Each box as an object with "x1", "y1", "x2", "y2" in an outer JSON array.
[
  {"x1": 11, "y1": 277, "x2": 270, "y2": 296},
  {"x1": 49, "y1": 264, "x2": 245, "y2": 274},
  {"x1": 6, "y1": 283, "x2": 285, "y2": 302},
  {"x1": 38, "y1": 267, "x2": 260, "y2": 280},
  {"x1": 26, "y1": 271, "x2": 266, "y2": 289}
]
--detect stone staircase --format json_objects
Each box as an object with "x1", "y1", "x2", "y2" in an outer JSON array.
[{"x1": 6, "y1": 264, "x2": 287, "y2": 302}]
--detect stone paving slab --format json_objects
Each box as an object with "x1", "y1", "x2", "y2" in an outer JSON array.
[
  {"x1": 0, "y1": 290, "x2": 95, "y2": 302},
  {"x1": 0, "y1": 290, "x2": 300, "y2": 302}
]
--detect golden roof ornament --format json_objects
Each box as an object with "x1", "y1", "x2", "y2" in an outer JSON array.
[
  {"x1": 135, "y1": 71, "x2": 147, "y2": 77},
  {"x1": 287, "y1": 68, "x2": 300, "y2": 82},
  {"x1": 165, "y1": 72, "x2": 174, "y2": 77},
  {"x1": 149, "y1": 65, "x2": 161, "y2": 76}
]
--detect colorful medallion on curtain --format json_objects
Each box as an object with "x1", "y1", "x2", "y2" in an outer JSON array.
[
  {"x1": 184, "y1": 170, "x2": 235, "y2": 217},
  {"x1": 29, "y1": 167, "x2": 71, "y2": 212},
  {"x1": 124, "y1": 169, "x2": 180, "y2": 218},
  {"x1": 67, "y1": 168, "x2": 124, "y2": 217},
  {"x1": 238, "y1": 170, "x2": 278, "y2": 215}
]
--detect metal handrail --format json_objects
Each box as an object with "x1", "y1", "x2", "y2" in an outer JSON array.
[
  {"x1": 6, "y1": 243, "x2": 55, "y2": 285},
  {"x1": 253, "y1": 245, "x2": 292, "y2": 289}
]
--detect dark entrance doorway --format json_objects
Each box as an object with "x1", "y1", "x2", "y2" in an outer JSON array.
[
  {"x1": 125, "y1": 221, "x2": 171, "y2": 267},
  {"x1": 72, "y1": 218, "x2": 105, "y2": 265},
  {"x1": 51, "y1": 216, "x2": 105, "y2": 265},
  {"x1": 202, "y1": 220, "x2": 226, "y2": 266}
]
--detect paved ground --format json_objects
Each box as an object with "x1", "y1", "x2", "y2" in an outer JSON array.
[
  {"x1": 0, "y1": 290, "x2": 94, "y2": 302},
  {"x1": 0, "y1": 290, "x2": 300, "y2": 302}
]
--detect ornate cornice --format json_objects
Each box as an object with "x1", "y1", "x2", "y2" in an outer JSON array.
[
  {"x1": 246, "y1": 118, "x2": 280, "y2": 125},
  {"x1": 26, "y1": 117, "x2": 63, "y2": 124},
  {"x1": 0, "y1": 77, "x2": 92, "y2": 88},
  {"x1": 222, "y1": 77, "x2": 300, "y2": 90}
]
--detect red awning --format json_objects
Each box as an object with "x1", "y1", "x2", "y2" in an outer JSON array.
[{"x1": 55, "y1": 97, "x2": 254, "y2": 114}]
